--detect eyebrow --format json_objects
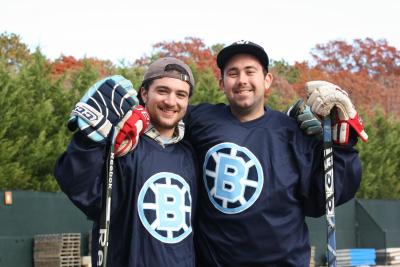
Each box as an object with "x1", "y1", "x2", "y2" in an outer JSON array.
[
  {"x1": 175, "y1": 89, "x2": 189, "y2": 96},
  {"x1": 154, "y1": 85, "x2": 170, "y2": 90},
  {"x1": 154, "y1": 85, "x2": 189, "y2": 96},
  {"x1": 226, "y1": 65, "x2": 258, "y2": 73}
]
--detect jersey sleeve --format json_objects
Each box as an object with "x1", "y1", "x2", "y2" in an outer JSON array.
[
  {"x1": 298, "y1": 130, "x2": 362, "y2": 217},
  {"x1": 54, "y1": 132, "x2": 107, "y2": 220},
  {"x1": 183, "y1": 104, "x2": 195, "y2": 141}
]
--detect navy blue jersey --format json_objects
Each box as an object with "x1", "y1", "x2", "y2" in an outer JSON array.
[
  {"x1": 185, "y1": 103, "x2": 361, "y2": 267},
  {"x1": 54, "y1": 133, "x2": 198, "y2": 267}
]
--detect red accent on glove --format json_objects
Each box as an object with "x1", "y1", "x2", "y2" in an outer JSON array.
[
  {"x1": 347, "y1": 112, "x2": 368, "y2": 142},
  {"x1": 114, "y1": 105, "x2": 150, "y2": 157},
  {"x1": 331, "y1": 108, "x2": 368, "y2": 145}
]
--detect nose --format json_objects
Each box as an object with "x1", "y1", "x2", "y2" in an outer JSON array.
[
  {"x1": 238, "y1": 71, "x2": 249, "y2": 85},
  {"x1": 163, "y1": 93, "x2": 177, "y2": 106}
]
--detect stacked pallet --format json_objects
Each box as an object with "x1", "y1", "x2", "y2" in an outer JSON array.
[
  {"x1": 376, "y1": 247, "x2": 400, "y2": 266},
  {"x1": 33, "y1": 233, "x2": 81, "y2": 267},
  {"x1": 335, "y1": 248, "x2": 376, "y2": 267},
  {"x1": 309, "y1": 246, "x2": 316, "y2": 267},
  {"x1": 88, "y1": 231, "x2": 92, "y2": 256}
]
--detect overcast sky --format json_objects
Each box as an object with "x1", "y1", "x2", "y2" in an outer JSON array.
[{"x1": 2, "y1": 0, "x2": 399, "y2": 64}]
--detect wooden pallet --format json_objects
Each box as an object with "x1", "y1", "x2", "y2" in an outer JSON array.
[
  {"x1": 376, "y1": 247, "x2": 400, "y2": 265},
  {"x1": 34, "y1": 257, "x2": 81, "y2": 267},
  {"x1": 33, "y1": 233, "x2": 81, "y2": 267}
]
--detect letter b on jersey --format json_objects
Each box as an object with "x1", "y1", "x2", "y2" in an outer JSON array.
[
  {"x1": 215, "y1": 154, "x2": 246, "y2": 202},
  {"x1": 157, "y1": 185, "x2": 184, "y2": 231}
]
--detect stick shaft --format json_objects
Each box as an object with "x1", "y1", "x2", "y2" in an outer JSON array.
[
  {"x1": 323, "y1": 116, "x2": 336, "y2": 267},
  {"x1": 97, "y1": 128, "x2": 116, "y2": 267}
]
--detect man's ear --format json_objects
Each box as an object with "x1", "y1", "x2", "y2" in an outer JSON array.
[
  {"x1": 264, "y1": 73, "x2": 273, "y2": 96},
  {"x1": 219, "y1": 79, "x2": 225, "y2": 92},
  {"x1": 140, "y1": 87, "x2": 148, "y2": 104}
]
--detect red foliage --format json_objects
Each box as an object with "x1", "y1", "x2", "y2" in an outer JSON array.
[
  {"x1": 51, "y1": 55, "x2": 83, "y2": 75},
  {"x1": 311, "y1": 38, "x2": 400, "y2": 77},
  {"x1": 48, "y1": 37, "x2": 398, "y2": 118},
  {"x1": 269, "y1": 70, "x2": 300, "y2": 107},
  {"x1": 51, "y1": 55, "x2": 112, "y2": 76},
  {"x1": 292, "y1": 63, "x2": 400, "y2": 118},
  {"x1": 86, "y1": 58, "x2": 113, "y2": 76},
  {"x1": 136, "y1": 37, "x2": 220, "y2": 78},
  {"x1": 292, "y1": 62, "x2": 332, "y2": 98}
]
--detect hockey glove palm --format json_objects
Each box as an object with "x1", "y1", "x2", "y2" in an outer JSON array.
[
  {"x1": 114, "y1": 105, "x2": 150, "y2": 157},
  {"x1": 68, "y1": 75, "x2": 139, "y2": 142},
  {"x1": 305, "y1": 80, "x2": 368, "y2": 144}
]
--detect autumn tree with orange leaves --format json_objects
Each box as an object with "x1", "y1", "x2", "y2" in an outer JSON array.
[
  {"x1": 51, "y1": 55, "x2": 114, "y2": 77},
  {"x1": 136, "y1": 37, "x2": 222, "y2": 77},
  {"x1": 291, "y1": 38, "x2": 400, "y2": 118},
  {"x1": 310, "y1": 38, "x2": 400, "y2": 76}
]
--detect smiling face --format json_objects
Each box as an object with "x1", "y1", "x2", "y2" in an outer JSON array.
[
  {"x1": 220, "y1": 54, "x2": 273, "y2": 122},
  {"x1": 141, "y1": 77, "x2": 190, "y2": 138}
]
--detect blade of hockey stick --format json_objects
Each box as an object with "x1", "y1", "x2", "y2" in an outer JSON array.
[
  {"x1": 97, "y1": 127, "x2": 116, "y2": 267},
  {"x1": 323, "y1": 115, "x2": 337, "y2": 267}
]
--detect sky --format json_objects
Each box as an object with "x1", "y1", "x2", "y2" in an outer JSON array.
[{"x1": 1, "y1": 0, "x2": 400, "y2": 65}]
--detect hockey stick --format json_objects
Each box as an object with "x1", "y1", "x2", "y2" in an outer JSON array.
[
  {"x1": 97, "y1": 127, "x2": 116, "y2": 267},
  {"x1": 323, "y1": 114, "x2": 337, "y2": 267}
]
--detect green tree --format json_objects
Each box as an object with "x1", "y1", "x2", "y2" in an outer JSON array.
[
  {"x1": 190, "y1": 66, "x2": 225, "y2": 105},
  {"x1": 0, "y1": 32, "x2": 32, "y2": 73},
  {"x1": 357, "y1": 110, "x2": 400, "y2": 199},
  {"x1": 270, "y1": 59, "x2": 300, "y2": 84},
  {"x1": 115, "y1": 63, "x2": 145, "y2": 91},
  {"x1": 69, "y1": 59, "x2": 102, "y2": 96},
  {"x1": 0, "y1": 47, "x2": 106, "y2": 191},
  {"x1": 0, "y1": 50, "x2": 60, "y2": 190}
]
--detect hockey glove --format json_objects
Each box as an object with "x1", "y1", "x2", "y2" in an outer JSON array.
[
  {"x1": 114, "y1": 105, "x2": 150, "y2": 157},
  {"x1": 305, "y1": 81, "x2": 368, "y2": 144},
  {"x1": 287, "y1": 99, "x2": 322, "y2": 136},
  {"x1": 68, "y1": 75, "x2": 139, "y2": 142}
]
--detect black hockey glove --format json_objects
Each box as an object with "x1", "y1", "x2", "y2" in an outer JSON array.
[
  {"x1": 68, "y1": 75, "x2": 139, "y2": 142},
  {"x1": 286, "y1": 99, "x2": 322, "y2": 136}
]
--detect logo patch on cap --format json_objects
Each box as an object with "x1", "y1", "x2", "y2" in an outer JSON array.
[{"x1": 235, "y1": 40, "x2": 250, "y2": 45}]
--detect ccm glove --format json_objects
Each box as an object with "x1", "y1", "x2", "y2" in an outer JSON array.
[
  {"x1": 305, "y1": 80, "x2": 368, "y2": 144},
  {"x1": 287, "y1": 99, "x2": 322, "y2": 136},
  {"x1": 68, "y1": 75, "x2": 139, "y2": 142},
  {"x1": 114, "y1": 105, "x2": 150, "y2": 157}
]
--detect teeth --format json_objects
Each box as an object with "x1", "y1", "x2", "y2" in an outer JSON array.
[{"x1": 161, "y1": 108, "x2": 175, "y2": 113}]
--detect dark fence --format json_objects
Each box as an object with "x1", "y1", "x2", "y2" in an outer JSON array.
[
  {"x1": 0, "y1": 191, "x2": 92, "y2": 267},
  {"x1": 306, "y1": 198, "x2": 400, "y2": 264},
  {"x1": 0, "y1": 191, "x2": 399, "y2": 266}
]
